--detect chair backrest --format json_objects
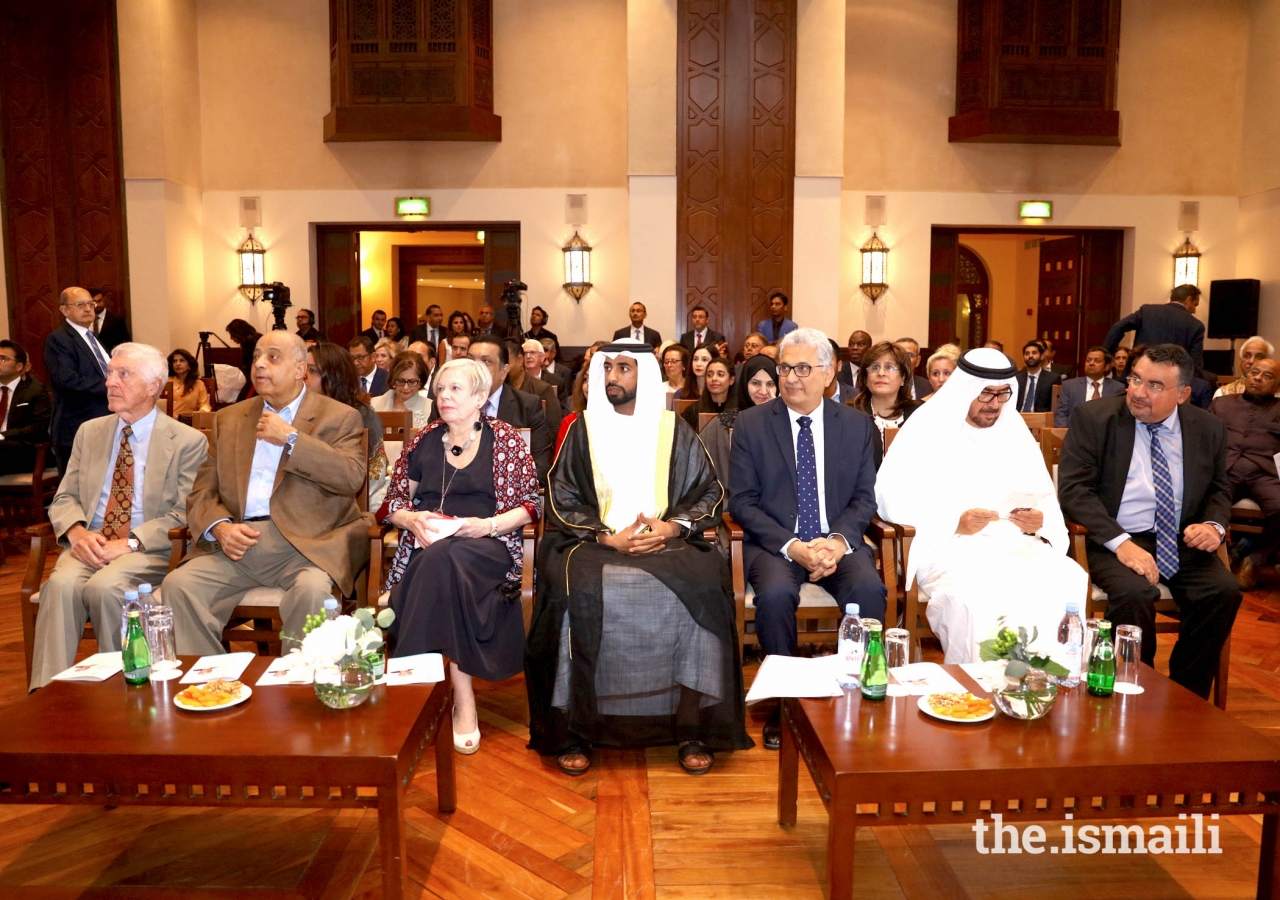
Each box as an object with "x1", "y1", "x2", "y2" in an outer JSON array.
[
  {"x1": 158, "y1": 381, "x2": 174, "y2": 418},
  {"x1": 191, "y1": 410, "x2": 215, "y2": 432},
  {"x1": 674, "y1": 398, "x2": 697, "y2": 417},
  {"x1": 883, "y1": 427, "x2": 899, "y2": 452},
  {"x1": 1217, "y1": 373, "x2": 1237, "y2": 387},
  {"x1": 1019, "y1": 411, "x2": 1051, "y2": 441},
  {"x1": 359, "y1": 429, "x2": 369, "y2": 512},
  {"x1": 517, "y1": 427, "x2": 532, "y2": 452},
  {"x1": 201, "y1": 376, "x2": 219, "y2": 410},
  {"x1": 698, "y1": 411, "x2": 716, "y2": 432},
  {"x1": 377, "y1": 409, "x2": 413, "y2": 440},
  {"x1": 1041, "y1": 427, "x2": 1067, "y2": 483},
  {"x1": 1051, "y1": 382, "x2": 1061, "y2": 414}
]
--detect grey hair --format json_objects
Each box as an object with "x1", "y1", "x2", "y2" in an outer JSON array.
[
  {"x1": 1240, "y1": 335, "x2": 1274, "y2": 358},
  {"x1": 521, "y1": 339, "x2": 544, "y2": 353},
  {"x1": 110, "y1": 342, "x2": 168, "y2": 394},
  {"x1": 259, "y1": 330, "x2": 308, "y2": 362},
  {"x1": 436, "y1": 357, "x2": 492, "y2": 399},
  {"x1": 778, "y1": 327, "x2": 834, "y2": 369}
]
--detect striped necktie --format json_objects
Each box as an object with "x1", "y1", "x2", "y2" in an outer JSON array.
[
  {"x1": 85, "y1": 331, "x2": 109, "y2": 376},
  {"x1": 1149, "y1": 423, "x2": 1179, "y2": 578},
  {"x1": 1022, "y1": 374, "x2": 1037, "y2": 412}
]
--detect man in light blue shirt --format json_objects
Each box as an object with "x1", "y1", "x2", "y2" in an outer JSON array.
[{"x1": 757, "y1": 292, "x2": 798, "y2": 343}]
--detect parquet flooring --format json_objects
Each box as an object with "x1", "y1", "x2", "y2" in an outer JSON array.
[{"x1": 2, "y1": 542, "x2": 1280, "y2": 898}]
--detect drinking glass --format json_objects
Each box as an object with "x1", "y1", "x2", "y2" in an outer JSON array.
[
  {"x1": 1115, "y1": 624, "x2": 1142, "y2": 690},
  {"x1": 147, "y1": 606, "x2": 181, "y2": 681},
  {"x1": 1083, "y1": 618, "x2": 1101, "y2": 666},
  {"x1": 885, "y1": 628, "x2": 910, "y2": 669}
]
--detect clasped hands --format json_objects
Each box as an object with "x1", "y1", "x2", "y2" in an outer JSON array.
[
  {"x1": 599, "y1": 514, "x2": 681, "y2": 556},
  {"x1": 66, "y1": 524, "x2": 133, "y2": 569},
  {"x1": 787, "y1": 536, "x2": 847, "y2": 582},
  {"x1": 1117, "y1": 523, "x2": 1220, "y2": 586},
  {"x1": 955, "y1": 507, "x2": 1043, "y2": 536}
]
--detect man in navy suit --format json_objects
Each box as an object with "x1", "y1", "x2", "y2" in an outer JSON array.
[
  {"x1": 1104, "y1": 284, "x2": 1205, "y2": 368},
  {"x1": 729, "y1": 328, "x2": 885, "y2": 749},
  {"x1": 347, "y1": 336, "x2": 388, "y2": 397},
  {"x1": 1054, "y1": 345, "x2": 1126, "y2": 427},
  {"x1": 1015, "y1": 340, "x2": 1060, "y2": 413},
  {"x1": 613, "y1": 302, "x2": 662, "y2": 349},
  {"x1": 44, "y1": 286, "x2": 110, "y2": 472},
  {"x1": 680, "y1": 305, "x2": 727, "y2": 352}
]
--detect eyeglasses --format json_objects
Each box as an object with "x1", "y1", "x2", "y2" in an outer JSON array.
[
  {"x1": 977, "y1": 387, "x2": 1014, "y2": 403},
  {"x1": 0, "y1": 355, "x2": 19, "y2": 364},
  {"x1": 393, "y1": 378, "x2": 421, "y2": 388},
  {"x1": 1127, "y1": 374, "x2": 1177, "y2": 394},
  {"x1": 778, "y1": 363, "x2": 820, "y2": 378},
  {"x1": 865, "y1": 363, "x2": 900, "y2": 375},
  {"x1": 64, "y1": 300, "x2": 95, "y2": 311}
]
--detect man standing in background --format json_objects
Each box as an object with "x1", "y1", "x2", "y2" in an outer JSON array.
[{"x1": 45, "y1": 287, "x2": 110, "y2": 472}]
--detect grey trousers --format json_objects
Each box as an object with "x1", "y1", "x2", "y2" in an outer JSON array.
[
  {"x1": 162, "y1": 520, "x2": 338, "y2": 656},
  {"x1": 29, "y1": 548, "x2": 171, "y2": 691}
]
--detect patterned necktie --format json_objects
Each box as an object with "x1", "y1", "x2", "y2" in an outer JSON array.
[
  {"x1": 796, "y1": 416, "x2": 821, "y2": 542},
  {"x1": 101, "y1": 425, "x2": 134, "y2": 541},
  {"x1": 361, "y1": 375, "x2": 369, "y2": 393},
  {"x1": 1149, "y1": 423, "x2": 1180, "y2": 578},
  {"x1": 696, "y1": 333, "x2": 702, "y2": 347},
  {"x1": 1091, "y1": 381, "x2": 1102, "y2": 400},
  {"x1": 634, "y1": 328, "x2": 641, "y2": 341},
  {"x1": 85, "y1": 331, "x2": 109, "y2": 376},
  {"x1": 1022, "y1": 374, "x2": 1037, "y2": 412}
]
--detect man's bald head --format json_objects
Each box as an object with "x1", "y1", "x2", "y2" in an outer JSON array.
[{"x1": 59, "y1": 286, "x2": 96, "y2": 328}]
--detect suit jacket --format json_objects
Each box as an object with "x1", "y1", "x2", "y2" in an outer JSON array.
[
  {"x1": 44, "y1": 321, "x2": 110, "y2": 449},
  {"x1": 1104, "y1": 302, "x2": 1205, "y2": 367},
  {"x1": 757, "y1": 318, "x2": 797, "y2": 343},
  {"x1": 408, "y1": 324, "x2": 445, "y2": 348},
  {"x1": 0, "y1": 376, "x2": 52, "y2": 474},
  {"x1": 183, "y1": 391, "x2": 373, "y2": 595},
  {"x1": 1210, "y1": 393, "x2": 1280, "y2": 478},
  {"x1": 48, "y1": 412, "x2": 207, "y2": 553},
  {"x1": 512, "y1": 372, "x2": 563, "y2": 437},
  {"x1": 95, "y1": 309, "x2": 131, "y2": 351},
  {"x1": 910, "y1": 374, "x2": 932, "y2": 400},
  {"x1": 1058, "y1": 394, "x2": 1231, "y2": 549},
  {"x1": 1015, "y1": 368, "x2": 1060, "y2": 413},
  {"x1": 358, "y1": 367, "x2": 388, "y2": 398},
  {"x1": 1048, "y1": 362, "x2": 1075, "y2": 380},
  {"x1": 1053, "y1": 375, "x2": 1126, "y2": 427},
  {"x1": 613, "y1": 325, "x2": 662, "y2": 349},
  {"x1": 534, "y1": 367, "x2": 568, "y2": 406},
  {"x1": 360, "y1": 327, "x2": 385, "y2": 345},
  {"x1": 428, "y1": 384, "x2": 553, "y2": 483},
  {"x1": 728, "y1": 397, "x2": 879, "y2": 557},
  {"x1": 679, "y1": 329, "x2": 727, "y2": 352}
]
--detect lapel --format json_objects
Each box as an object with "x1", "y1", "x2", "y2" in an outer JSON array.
[
  {"x1": 1111, "y1": 403, "x2": 1137, "y2": 502},
  {"x1": 236, "y1": 398, "x2": 265, "y2": 508},
  {"x1": 497, "y1": 386, "x2": 519, "y2": 425},
  {"x1": 1176, "y1": 403, "x2": 1200, "y2": 513},
  {"x1": 62, "y1": 322, "x2": 98, "y2": 373},
  {"x1": 81, "y1": 415, "x2": 116, "y2": 518},
  {"x1": 768, "y1": 399, "x2": 798, "y2": 488},
  {"x1": 821, "y1": 400, "x2": 839, "y2": 506},
  {"x1": 142, "y1": 416, "x2": 175, "y2": 516}
]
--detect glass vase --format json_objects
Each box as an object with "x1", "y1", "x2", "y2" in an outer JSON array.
[
  {"x1": 992, "y1": 668, "x2": 1059, "y2": 721},
  {"x1": 313, "y1": 659, "x2": 376, "y2": 709}
]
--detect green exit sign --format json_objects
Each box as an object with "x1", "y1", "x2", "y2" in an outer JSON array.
[
  {"x1": 1018, "y1": 200, "x2": 1053, "y2": 219},
  {"x1": 395, "y1": 197, "x2": 430, "y2": 217}
]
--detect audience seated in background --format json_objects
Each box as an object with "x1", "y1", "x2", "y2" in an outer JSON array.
[
  {"x1": 165, "y1": 349, "x2": 212, "y2": 422},
  {"x1": 555, "y1": 341, "x2": 607, "y2": 452},
  {"x1": 691, "y1": 345, "x2": 716, "y2": 395},
  {"x1": 307, "y1": 341, "x2": 389, "y2": 511},
  {"x1": 360, "y1": 309, "x2": 387, "y2": 345},
  {"x1": 662, "y1": 343, "x2": 699, "y2": 401},
  {"x1": 527, "y1": 343, "x2": 750, "y2": 777},
  {"x1": 347, "y1": 336, "x2": 388, "y2": 397},
  {"x1": 1215, "y1": 336, "x2": 1273, "y2": 399},
  {"x1": 371, "y1": 352, "x2": 431, "y2": 428},
  {"x1": 923, "y1": 344, "x2": 960, "y2": 398},
  {"x1": 758, "y1": 292, "x2": 797, "y2": 344},
  {"x1": 1111, "y1": 346, "x2": 1132, "y2": 381},
  {"x1": 404, "y1": 341, "x2": 437, "y2": 394},
  {"x1": 508, "y1": 340, "x2": 564, "y2": 436},
  {"x1": 741, "y1": 332, "x2": 767, "y2": 363},
  {"x1": 682, "y1": 354, "x2": 735, "y2": 429},
  {"x1": 523, "y1": 305, "x2": 558, "y2": 347},
  {"x1": 680, "y1": 305, "x2": 726, "y2": 352},
  {"x1": 614, "y1": 302, "x2": 663, "y2": 348},
  {"x1": 877, "y1": 348, "x2": 1088, "y2": 663},
  {"x1": 162, "y1": 331, "x2": 372, "y2": 657},
  {"x1": 851, "y1": 341, "x2": 921, "y2": 458},
  {"x1": 381, "y1": 358, "x2": 540, "y2": 755},
  {"x1": 1210, "y1": 358, "x2": 1280, "y2": 590},
  {"x1": 521, "y1": 338, "x2": 565, "y2": 396},
  {"x1": 473, "y1": 304, "x2": 498, "y2": 336},
  {"x1": 373, "y1": 338, "x2": 396, "y2": 375},
  {"x1": 45, "y1": 286, "x2": 111, "y2": 472},
  {"x1": 1015, "y1": 340, "x2": 1061, "y2": 413},
  {"x1": 540, "y1": 335, "x2": 569, "y2": 389},
  {"x1": 824, "y1": 339, "x2": 857, "y2": 405},
  {"x1": 88, "y1": 287, "x2": 131, "y2": 351},
  {"x1": 839, "y1": 330, "x2": 873, "y2": 389},
  {"x1": 383, "y1": 316, "x2": 407, "y2": 352},
  {"x1": 700, "y1": 355, "x2": 777, "y2": 488},
  {"x1": 1058, "y1": 343, "x2": 1241, "y2": 699},
  {"x1": 1042, "y1": 338, "x2": 1075, "y2": 380},
  {"x1": 441, "y1": 311, "x2": 474, "y2": 363},
  {"x1": 891, "y1": 337, "x2": 932, "y2": 401},
  {"x1": 29, "y1": 343, "x2": 205, "y2": 690},
  {"x1": 0, "y1": 339, "x2": 52, "y2": 475},
  {"x1": 729, "y1": 328, "x2": 886, "y2": 750},
  {"x1": 1054, "y1": 345, "x2": 1126, "y2": 427}
]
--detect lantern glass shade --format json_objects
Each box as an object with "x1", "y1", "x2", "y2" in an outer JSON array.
[
  {"x1": 1173, "y1": 237, "x2": 1200, "y2": 288},
  {"x1": 860, "y1": 232, "x2": 889, "y2": 301},
  {"x1": 238, "y1": 233, "x2": 266, "y2": 301},
  {"x1": 563, "y1": 231, "x2": 592, "y2": 301}
]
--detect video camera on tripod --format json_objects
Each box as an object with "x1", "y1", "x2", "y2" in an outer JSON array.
[{"x1": 262, "y1": 282, "x2": 292, "y2": 331}]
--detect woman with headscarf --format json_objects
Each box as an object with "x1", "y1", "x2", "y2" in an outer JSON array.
[{"x1": 699, "y1": 355, "x2": 778, "y2": 488}]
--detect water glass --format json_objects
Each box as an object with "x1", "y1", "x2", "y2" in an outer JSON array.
[
  {"x1": 885, "y1": 628, "x2": 910, "y2": 668},
  {"x1": 147, "y1": 606, "x2": 181, "y2": 681},
  {"x1": 1082, "y1": 618, "x2": 1101, "y2": 665},
  {"x1": 1115, "y1": 624, "x2": 1142, "y2": 688}
]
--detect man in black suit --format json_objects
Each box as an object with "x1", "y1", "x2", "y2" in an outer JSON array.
[
  {"x1": 679, "y1": 305, "x2": 726, "y2": 352},
  {"x1": 295, "y1": 309, "x2": 325, "y2": 343},
  {"x1": 1054, "y1": 346, "x2": 1126, "y2": 427},
  {"x1": 1104, "y1": 284, "x2": 1205, "y2": 368},
  {"x1": 44, "y1": 286, "x2": 110, "y2": 472},
  {"x1": 894, "y1": 337, "x2": 933, "y2": 401},
  {"x1": 1015, "y1": 340, "x2": 1060, "y2": 412},
  {"x1": 87, "y1": 287, "x2": 131, "y2": 351},
  {"x1": 729, "y1": 327, "x2": 886, "y2": 748},
  {"x1": 473, "y1": 305, "x2": 499, "y2": 337},
  {"x1": 1058, "y1": 343, "x2": 1240, "y2": 699},
  {"x1": 360, "y1": 309, "x2": 387, "y2": 345},
  {"x1": 347, "y1": 336, "x2": 388, "y2": 397},
  {"x1": 0, "y1": 340, "x2": 52, "y2": 475},
  {"x1": 837, "y1": 330, "x2": 872, "y2": 388},
  {"x1": 613, "y1": 302, "x2": 662, "y2": 349},
  {"x1": 409, "y1": 304, "x2": 445, "y2": 347}
]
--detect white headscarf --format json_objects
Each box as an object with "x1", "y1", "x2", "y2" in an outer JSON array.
[
  {"x1": 582, "y1": 339, "x2": 673, "y2": 532},
  {"x1": 876, "y1": 347, "x2": 1067, "y2": 587}
]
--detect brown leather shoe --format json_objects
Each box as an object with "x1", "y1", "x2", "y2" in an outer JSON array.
[{"x1": 1237, "y1": 556, "x2": 1258, "y2": 591}]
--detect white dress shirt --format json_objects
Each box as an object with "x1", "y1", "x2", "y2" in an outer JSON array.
[
  {"x1": 484, "y1": 385, "x2": 505, "y2": 418},
  {"x1": 692, "y1": 329, "x2": 708, "y2": 346},
  {"x1": 1087, "y1": 379, "x2": 1105, "y2": 400},
  {"x1": 67, "y1": 319, "x2": 109, "y2": 374},
  {"x1": 90, "y1": 407, "x2": 157, "y2": 534},
  {"x1": 1104, "y1": 407, "x2": 1185, "y2": 553},
  {"x1": 779, "y1": 402, "x2": 852, "y2": 560},
  {"x1": 631, "y1": 327, "x2": 644, "y2": 341}
]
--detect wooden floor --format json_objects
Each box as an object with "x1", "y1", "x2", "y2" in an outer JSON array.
[{"x1": 2, "y1": 541, "x2": 1280, "y2": 899}]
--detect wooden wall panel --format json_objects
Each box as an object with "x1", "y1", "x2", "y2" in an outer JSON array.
[{"x1": 677, "y1": 0, "x2": 795, "y2": 348}]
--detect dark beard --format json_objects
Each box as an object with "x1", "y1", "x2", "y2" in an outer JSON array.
[{"x1": 607, "y1": 387, "x2": 637, "y2": 407}]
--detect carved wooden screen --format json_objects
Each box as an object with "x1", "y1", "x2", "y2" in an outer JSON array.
[
  {"x1": 325, "y1": 0, "x2": 500, "y2": 141},
  {"x1": 956, "y1": 245, "x2": 991, "y2": 350},
  {"x1": 0, "y1": 0, "x2": 130, "y2": 381},
  {"x1": 1037, "y1": 235, "x2": 1082, "y2": 369},
  {"x1": 950, "y1": 0, "x2": 1121, "y2": 144},
  {"x1": 677, "y1": 0, "x2": 796, "y2": 348}
]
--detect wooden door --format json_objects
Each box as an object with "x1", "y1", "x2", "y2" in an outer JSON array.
[
  {"x1": 483, "y1": 227, "x2": 520, "y2": 338},
  {"x1": 956, "y1": 244, "x2": 990, "y2": 350},
  {"x1": 315, "y1": 228, "x2": 360, "y2": 345},
  {"x1": 1036, "y1": 236, "x2": 1081, "y2": 368},
  {"x1": 928, "y1": 231, "x2": 959, "y2": 349},
  {"x1": 1078, "y1": 231, "x2": 1123, "y2": 362},
  {"x1": 396, "y1": 245, "x2": 486, "y2": 329}
]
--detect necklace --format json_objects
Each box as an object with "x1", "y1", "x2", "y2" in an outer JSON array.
[
  {"x1": 436, "y1": 420, "x2": 483, "y2": 513},
  {"x1": 442, "y1": 419, "x2": 483, "y2": 457}
]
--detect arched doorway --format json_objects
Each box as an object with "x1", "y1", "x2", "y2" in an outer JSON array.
[{"x1": 955, "y1": 244, "x2": 990, "y2": 351}]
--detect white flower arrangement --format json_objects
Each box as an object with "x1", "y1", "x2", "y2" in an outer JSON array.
[{"x1": 293, "y1": 607, "x2": 396, "y2": 670}]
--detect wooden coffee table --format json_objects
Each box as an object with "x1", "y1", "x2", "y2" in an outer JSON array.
[
  {"x1": 778, "y1": 665, "x2": 1280, "y2": 900},
  {"x1": 0, "y1": 656, "x2": 455, "y2": 900}
]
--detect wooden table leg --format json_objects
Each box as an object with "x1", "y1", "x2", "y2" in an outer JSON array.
[
  {"x1": 380, "y1": 783, "x2": 407, "y2": 900},
  {"x1": 435, "y1": 689, "x2": 456, "y2": 814},
  {"x1": 826, "y1": 789, "x2": 855, "y2": 900},
  {"x1": 1260, "y1": 812, "x2": 1280, "y2": 900},
  {"x1": 778, "y1": 698, "x2": 799, "y2": 826}
]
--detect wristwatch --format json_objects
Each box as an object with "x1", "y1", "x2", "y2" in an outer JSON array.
[
  {"x1": 488, "y1": 517, "x2": 499, "y2": 538},
  {"x1": 127, "y1": 533, "x2": 142, "y2": 553},
  {"x1": 284, "y1": 430, "x2": 299, "y2": 454},
  {"x1": 1208, "y1": 521, "x2": 1226, "y2": 542}
]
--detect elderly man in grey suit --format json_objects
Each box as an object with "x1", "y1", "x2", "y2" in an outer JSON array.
[{"x1": 29, "y1": 343, "x2": 207, "y2": 690}]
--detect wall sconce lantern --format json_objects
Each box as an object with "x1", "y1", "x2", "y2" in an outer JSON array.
[
  {"x1": 238, "y1": 232, "x2": 266, "y2": 301},
  {"x1": 859, "y1": 232, "x2": 889, "y2": 302},
  {"x1": 1173, "y1": 237, "x2": 1200, "y2": 288},
  {"x1": 562, "y1": 231, "x2": 592, "y2": 301}
]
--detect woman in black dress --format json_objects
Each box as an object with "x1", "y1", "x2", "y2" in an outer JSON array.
[{"x1": 381, "y1": 358, "x2": 541, "y2": 755}]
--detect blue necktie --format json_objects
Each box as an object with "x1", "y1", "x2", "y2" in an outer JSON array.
[
  {"x1": 85, "y1": 331, "x2": 109, "y2": 376},
  {"x1": 796, "y1": 415, "x2": 821, "y2": 542},
  {"x1": 1022, "y1": 374, "x2": 1037, "y2": 412},
  {"x1": 1149, "y1": 423, "x2": 1179, "y2": 578}
]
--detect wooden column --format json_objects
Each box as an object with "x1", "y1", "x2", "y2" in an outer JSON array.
[{"x1": 677, "y1": 0, "x2": 796, "y2": 348}]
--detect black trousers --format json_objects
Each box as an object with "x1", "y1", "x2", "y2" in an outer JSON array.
[
  {"x1": 1085, "y1": 531, "x2": 1241, "y2": 699},
  {"x1": 1229, "y1": 460, "x2": 1280, "y2": 564},
  {"x1": 746, "y1": 542, "x2": 886, "y2": 657}
]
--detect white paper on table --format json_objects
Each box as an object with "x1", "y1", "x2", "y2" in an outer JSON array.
[
  {"x1": 958, "y1": 661, "x2": 1006, "y2": 693},
  {"x1": 381, "y1": 653, "x2": 445, "y2": 685},
  {"x1": 255, "y1": 655, "x2": 314, "y2": 686},
  {"x1": 180, "y1": 651, "x2": 254, "y2": 684},
  {"x1": 745, "y1": 654, "x2": 844, "y2": 704},
  {"x1": 52, "y1": 652, "x2": 123, "y2": 682},
  {"x1": 888, "y1": 662, "x2": 968, "y2": 696}
]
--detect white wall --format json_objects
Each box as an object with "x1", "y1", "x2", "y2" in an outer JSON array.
[
  {"x1": 1237, "y1": 187, "x2": 1280, "y2": 340},
  {"x1": 839, "y1": 192, "x2": 1241, "y2": 349}
]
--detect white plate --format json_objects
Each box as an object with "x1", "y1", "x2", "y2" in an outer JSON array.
[
  {"x1": 174, "y1": 684, "x2": 252, "y2": 712},
  {"x1": 917, "y1": 693, "x2": 995, "y2": 724}
]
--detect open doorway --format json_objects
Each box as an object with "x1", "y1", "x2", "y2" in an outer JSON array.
[{"x1": 929, "y1": 228, "x2": 1124, "y2": 375}]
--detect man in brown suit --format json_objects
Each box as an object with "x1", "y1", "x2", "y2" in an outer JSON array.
[{"x1": 163, "y1": 331, "x2": 371, "y2": 655}]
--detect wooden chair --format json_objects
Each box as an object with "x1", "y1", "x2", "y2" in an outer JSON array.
[
  {"x1": 378, "y1": 410, "x2": 414, "y2": 470},
  {"x1": 1019, "y1": 411, "x2": 1052, "y2": 441},
  {"x1": 201, "y1": 376, "x2": 219, "y2": 410},
  {"x1": 1040, "y1": 427, "x2": 1068, "y2": 489},
  {"x1": 1228, "y1": 498, "x2": 1266, "y2": 538},
  {"x1": 674, "y1": 399, "x2": 697, "y2": 419},
  {"x1": 883, "y1": 427, "x2": 898, "y2": 453},
  {"x1": 1217, "y1": 374, "x2": 1238, "y2": 387},
  {"x1": 0, "y1": 442, "x2": 62, "y2": 553},
  {"x1": 158, "y1": 382, "x2": 175, "y2": 418},
  {"x1": 697, "y1": 411, "x2": 716, "y2": 433},
  {"x1": 1051, "y1": 383, "x2": 1061, "y2": 416},
  {"x1": 190, "y1": 411, "x2": 215, "y2": 432}
]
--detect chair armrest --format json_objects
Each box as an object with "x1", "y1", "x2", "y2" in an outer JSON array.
[
  {"x1": 168, "y1": 525, "x2": 191, "y2": 572},
  {"x1": 1066, "y1": 521, "x2": 1089, "y2": 536},
  {"x1": 368, "y1": 523, "x2": 395, "y2": 603},
  {"x1": 866, "y1": 515, "x2": 895, "y2": 541},
  {"x1": 521, "y1": 525, "x2": 538, "y2": 634},
  {"x1": 720, "y1": 512, "x2": 744, "y2": 540},
  {"x1": 20, "y1": 523, "x2": 56, "y2": 685}
]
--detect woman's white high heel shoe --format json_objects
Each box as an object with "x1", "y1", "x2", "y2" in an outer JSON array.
[{"x1": 453, "y1": 710, "x2": 481, "y2": 755}]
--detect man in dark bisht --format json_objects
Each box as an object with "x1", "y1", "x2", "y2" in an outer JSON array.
[{"x1": 526, "y1": 339, "x2": 752, "y2": 777}]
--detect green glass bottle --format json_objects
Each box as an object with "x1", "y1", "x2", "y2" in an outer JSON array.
[
  {"x1": 1086, "y1": 619, "x2": 1116, "y2": 697},
  {"x1": 122, "y1": 608, "x2": 151, "y2": 685},
  {"x1": 860, "y1": 620, "x2": 888, "y2": 701}
]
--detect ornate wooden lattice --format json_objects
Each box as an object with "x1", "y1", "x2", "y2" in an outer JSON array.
[
  {"x1": 951, "y1": 0, "x2": 1121, "y2": 144},
  {"x1": 325, "y1": 0, "x2": 500, "y2": 141}
]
